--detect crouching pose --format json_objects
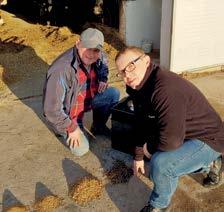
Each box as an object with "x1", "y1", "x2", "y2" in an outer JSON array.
[
  {"x1": 43, "y1": 28, "x2": 120, "y2": 156},
  {"x1": 115, "y1": 46, "x2": 223, "y2": 211}
]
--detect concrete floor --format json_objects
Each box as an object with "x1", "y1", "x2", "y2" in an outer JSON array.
[{"x1": 0, "y1": 71, "x2": 224, "y2": 212}]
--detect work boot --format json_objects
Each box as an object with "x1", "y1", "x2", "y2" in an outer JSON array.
[
  {"x1": 140, "y1": 204, "x2": 167, "y2": 212},
  {"x1": 90, "y1": 124, "x2": 111, "y2": 137},
  {"x1": 203, "y1": 156, "x2": 222, "y2": 187}
]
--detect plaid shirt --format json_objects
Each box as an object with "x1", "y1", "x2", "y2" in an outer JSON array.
[
  {"x1": 67, "y1": 65, "x2": 98, "y2": 133},
  {"x1": 43, "y1": 47, "x2": 109, "y2": 135}
]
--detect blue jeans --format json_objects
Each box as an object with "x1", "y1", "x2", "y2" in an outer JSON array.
[
  {"x1": 148, "y1": 139, "x2": 221, "y2": 208},
  {"x1": 91, "y1": 87, "x2": 120, "y2": 127},
  {"x1": 62, "y1": 86, "x2": 120, "y2": 156}
]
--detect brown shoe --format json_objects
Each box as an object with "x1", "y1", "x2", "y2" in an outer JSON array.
[
  {"x1": 140, "y1": 204, "x2": 167, "y2": 212},
  {"x1": 203, "y1": 156, "x2": 222, "y2": 187}
]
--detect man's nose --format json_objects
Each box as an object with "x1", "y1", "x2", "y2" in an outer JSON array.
[
  {"x1": 124, "y1": 70, "x2": 133, "y2": 78},
  {"x1": 89, "y1": 50, "x2": 95, "y2": 57}
]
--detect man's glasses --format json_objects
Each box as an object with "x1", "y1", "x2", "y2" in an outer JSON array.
[{"x1": 116, "y1": 54, "x2": 145, "y2": 77}]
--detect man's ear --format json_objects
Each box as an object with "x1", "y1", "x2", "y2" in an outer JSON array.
[
  {"x1": 145, "y1": 55, "x2": 151, "y2": 65},
  {"x1": 76, "y1": 40, "x2": 81, "y2": 48}
]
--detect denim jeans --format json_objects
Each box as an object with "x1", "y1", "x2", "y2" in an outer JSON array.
[
  {"x1": 91, "y1": 86, "x2": 120, "y2": 127},
  {"x1": 148, "y1": 139, "x2": 221, "y2": 208},
  {"x1": 62, "y1": 86, "x2": 120, "y2": 156}
]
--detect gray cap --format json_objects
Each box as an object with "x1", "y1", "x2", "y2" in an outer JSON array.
[{"x1": 80, "y1": 28, "x2": 104, "y2": 50}]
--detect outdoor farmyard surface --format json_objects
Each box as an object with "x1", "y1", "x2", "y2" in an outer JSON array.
[{"x1": 0, "y1": 10, "x2": 224, "y2": 212}]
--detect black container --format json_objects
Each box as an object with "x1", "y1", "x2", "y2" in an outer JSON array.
[{"x1": 111, "y1": 97, "x2": 136, "y2": 155}]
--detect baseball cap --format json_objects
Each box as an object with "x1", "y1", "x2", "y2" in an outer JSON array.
[{"x1": 80, "y1": 28, "x2": 104, "y2": 50}]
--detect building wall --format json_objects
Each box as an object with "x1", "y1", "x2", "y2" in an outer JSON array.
[
  {"x1": 123, "y1": 0, "x2": 162, "y2": 50},
  {"x1": 170, "y1": 0, "x2": 224, "y2": 73},
  {"x1": 160, "y1": 0, "x2": 173, "y2": 70}
]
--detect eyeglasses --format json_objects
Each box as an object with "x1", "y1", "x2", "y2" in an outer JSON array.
[{"x1": 116, "y1": 54, "x2": 145, "y2": 77}]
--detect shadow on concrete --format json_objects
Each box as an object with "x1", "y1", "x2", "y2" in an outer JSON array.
[
  {"x1": 105, "y1": 175, "x2": 151, "y2": 212},
  {"x1": 189, "y1": 173, "x2": 205, "y2": 185},
  {"x1": 87, "y1": 133, "x2": 152, "y2": 211},
  {"x1": 60, "y1": 158, "x2": 93, "y2": 211},
  {"x1": 1, "y1": 189, "x2": 25, "y2": 211},
  {"x1": 0, "y1": 39, "x2": 152, "y2": 211},
  {"x1": 35, "y1": 182, "x2": 55, "y2": 201},
  {"x1": 0, "y1": 38, "x2": 47, "y2": 113},
  {"x1": 62, "y1": 158, "x2": 90, "y2": 192}
]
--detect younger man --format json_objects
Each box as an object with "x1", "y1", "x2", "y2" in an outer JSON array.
[{"x1": 115, "y1": 46, "x2": 223, "y2": 212}]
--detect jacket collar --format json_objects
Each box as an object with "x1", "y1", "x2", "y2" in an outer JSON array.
[
  {"x1": 126, "y1": 63, "x2": 159, "y2": 95},
  {"x1": 71, "y1": 47, "x2": 82, "y2": 71},
  {"x1": 140, "y1": 63, "x2": 159, "y2": 92}
]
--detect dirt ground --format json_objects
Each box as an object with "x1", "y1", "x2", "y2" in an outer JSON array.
[{"x1": 0, "y1": 10, "x2": 224, "y2": 212}]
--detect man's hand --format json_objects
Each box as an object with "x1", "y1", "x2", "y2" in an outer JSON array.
[
  {"x1": 98, "y1": 81, "x2": 108, "y2": 93},
  {"x1": 66, "y1": 127, "x2": 81, "y2": 149},
  {"x1": 133, "y1": 160, "x2": 145, "y2": 176}
]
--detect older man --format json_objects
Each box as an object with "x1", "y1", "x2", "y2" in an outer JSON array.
[
  {"x1": 43, "y1": 28, "x2": 120, "y2": 156},
  {"x1": 115, "y1": 46, "x2": 223, "y2": 212}
]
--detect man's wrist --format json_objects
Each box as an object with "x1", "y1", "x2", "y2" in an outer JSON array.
[
  {"x1": 66, "y1": 121, "x2": 78, "y2": 134},
  {"x1": 134, "y1": 146, "x2": 144, "y2": 161}
]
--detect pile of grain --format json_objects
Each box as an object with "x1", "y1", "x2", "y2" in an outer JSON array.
[
  {"x1": 33, "y1": 195, "x2": 62, "y2": 212},
  {"x1": 105, "y1": 160, "x2": 133, "y2": 184},
  {"x1": 4, "y1": 205, "x2": 29, "y2": 212},
  {"x1": 70, "y1": 176, "x2": 103, "y2": 205}
]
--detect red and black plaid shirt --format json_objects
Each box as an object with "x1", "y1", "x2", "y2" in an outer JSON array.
[{"x1": 67, "y1": 66, "x2": 99, "y2": 133}]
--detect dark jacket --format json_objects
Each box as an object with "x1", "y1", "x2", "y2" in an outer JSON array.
[
  {"x1": 42, "y1": 47, "x2": 108, "y2": 135},
  {"x1": 127, "y1": 64, "x2": 224, "y2": 160}
]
